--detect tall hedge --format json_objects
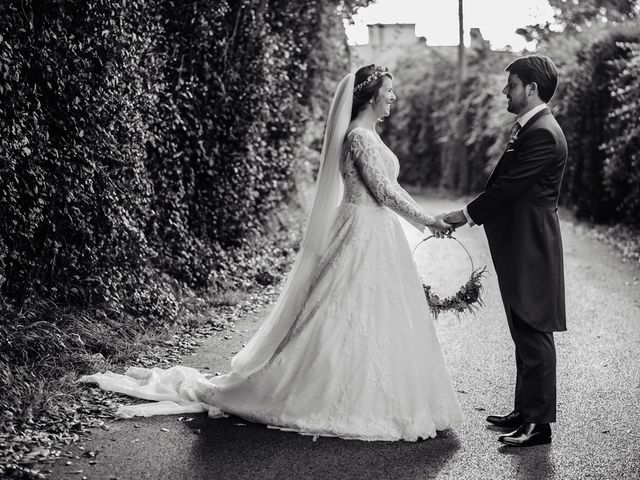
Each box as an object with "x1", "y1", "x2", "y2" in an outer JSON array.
[
  {"x1": 0, "y1": 0, "x2": 160, "y2": 313},
  {"x1": 602, "y1": 40, "x2": 640, "y2": 225},
  {"x1": 0, "y1": 0, "x2": 369, "y2": 319},
  {"x1": 552, "y1": 23, "x2": 640, "y2": 225}
]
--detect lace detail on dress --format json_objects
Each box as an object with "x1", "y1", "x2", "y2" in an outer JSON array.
[{"x1": 341, "y1": 128, "x2": 434, "y2": 230}]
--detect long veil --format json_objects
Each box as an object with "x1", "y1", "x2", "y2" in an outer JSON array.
[
  {"x1": 231, "y1": 73, "x2": 355, "y2": 376},
  {"x1": 78, "y1": 74, "x2": 356, "y2": 416}
]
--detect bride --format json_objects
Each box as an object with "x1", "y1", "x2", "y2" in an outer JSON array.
[{"x1": 81, "y1": 64, "x2": 463, "y2": 441}]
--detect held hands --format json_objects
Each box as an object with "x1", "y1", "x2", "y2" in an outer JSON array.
[
  {"x1": 428, "y1": 214, "x2": 454, "y2": 239},
  {"x1": 426, "y1": 210, "x2": 468, "y2": 239},
  {"x1": 443, "y1": 210, "x2": 467, "y2": 230}
]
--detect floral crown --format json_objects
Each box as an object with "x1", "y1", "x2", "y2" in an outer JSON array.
[{"x1": 353, "y1": 66, "x2": 390, "y2": 94}]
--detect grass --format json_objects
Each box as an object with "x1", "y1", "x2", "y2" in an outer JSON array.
[
  {"x1": 0, "y1": 299, "x2": 143, "y2": 420},
  {"x1": 0, "y1": 205, "x2": 304, "y2": 478},
  {"x1": 0, "y1": 279, "x2": 285, "y2": 478},
  {"x1": 0, "y1": 296, "x2": 150, "y2": 478},
  {"x1": 211, "y1": 289, "x2": 250, "y2": 308}
]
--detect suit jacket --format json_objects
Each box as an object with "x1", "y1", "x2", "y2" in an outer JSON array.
[{"x1": 467, "y1": 108, "x2": 568, "y2": 332}]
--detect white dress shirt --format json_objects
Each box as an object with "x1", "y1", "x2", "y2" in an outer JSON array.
[{"x1": 462, "y1": 103, "x2": 548, "y2": 226}]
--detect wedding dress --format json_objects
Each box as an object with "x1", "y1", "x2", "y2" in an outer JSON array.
[{"x1": 80, "y1": 74, "x2": 462, "y2": 442}]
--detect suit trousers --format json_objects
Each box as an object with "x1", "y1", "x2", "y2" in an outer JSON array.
[{"x1": 506, "y1": 308, "x2": 557, "y2": 424}]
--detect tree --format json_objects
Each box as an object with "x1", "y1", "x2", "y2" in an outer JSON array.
[
  {"x1": 454, "y1": 0, "x2": 469, "y2": 193},
  {"x1": 517, "y1": 0, "x2": 639, "y2": 45},
  {"x1": 384, "y1": 46, "x2": 515, "y2": 192}
]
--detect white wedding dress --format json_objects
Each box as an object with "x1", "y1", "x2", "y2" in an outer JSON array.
[{"x1": 81, "y1": 75, "x2": 462, "y2": 442}]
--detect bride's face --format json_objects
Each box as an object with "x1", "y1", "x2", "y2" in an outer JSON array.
[{"x1": 374, "y1": 77, "x2": 396, "y2": 118}]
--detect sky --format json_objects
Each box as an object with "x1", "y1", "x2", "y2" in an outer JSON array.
[{"x1": 345, "y1": 0, "x2": 557, "y2": 51}]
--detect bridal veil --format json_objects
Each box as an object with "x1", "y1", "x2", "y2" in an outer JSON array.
[{"x1": 230, "y1": 73, "x2": 355, "y2": 376}]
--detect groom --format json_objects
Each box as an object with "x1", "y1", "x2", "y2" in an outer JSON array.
[{"x1": 443, "y1": 55, "x2": 567, "y2": 447}]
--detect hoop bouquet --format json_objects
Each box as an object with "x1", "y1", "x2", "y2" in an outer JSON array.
[{"x1": 412, "y1": 236, "x2": 487, "y2": 319}]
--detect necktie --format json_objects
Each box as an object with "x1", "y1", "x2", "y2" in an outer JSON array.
[{"x1": 508, "y1": 122, "x2": 521, "y2": 144}]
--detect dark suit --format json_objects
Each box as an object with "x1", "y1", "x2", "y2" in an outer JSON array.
[{"x1": 467, "y1": 107, "x2": 567, "y2": 423}]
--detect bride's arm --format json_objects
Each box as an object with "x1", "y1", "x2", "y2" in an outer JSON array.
[
  {"x1": 394, "y1": 185, "x2": 438, "y2": 231},
  {"x1": 395, "y1": 185, "x2": 432, "y2": 217},
  {"x1": 350, "y1": 130, "x2": 435, "y2": 231}
]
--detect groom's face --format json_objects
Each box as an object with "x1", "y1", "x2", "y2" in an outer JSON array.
[{"x1": 502, "y1": 73, "x2": 529, "y2": 115}]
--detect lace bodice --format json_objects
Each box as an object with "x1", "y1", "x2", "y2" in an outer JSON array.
[{"x1": 340, "y1": 128, "x2": 434, "y2": 231}]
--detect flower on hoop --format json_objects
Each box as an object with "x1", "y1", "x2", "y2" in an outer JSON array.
[
  {"x1": 422, "y1": 266, "x2": 487, "y2": 319},
  {"x1": 412, "y1": 236, "x2": 487, "y2": 320}
]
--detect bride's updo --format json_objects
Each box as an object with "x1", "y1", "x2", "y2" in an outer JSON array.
[{"x1": 351, "y1": 64, "x2": 393, "y2": 121}]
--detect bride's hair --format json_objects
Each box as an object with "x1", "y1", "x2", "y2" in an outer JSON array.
[{"x1": 351, "y1": 64, "x2": 392, "y2": 121}]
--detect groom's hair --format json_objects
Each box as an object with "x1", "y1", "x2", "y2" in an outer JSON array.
[{"x1": 506, "y1": 55, "x2": 558, "y2": 103}]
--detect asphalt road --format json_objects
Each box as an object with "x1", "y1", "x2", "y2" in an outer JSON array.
[{"x1": 51, "y1": 197, "x2": 640, "y2": 480}]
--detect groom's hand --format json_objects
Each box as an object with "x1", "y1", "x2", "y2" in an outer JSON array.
[{"x1": 443, "y1": 210, "x2": 467, "y2": 229}]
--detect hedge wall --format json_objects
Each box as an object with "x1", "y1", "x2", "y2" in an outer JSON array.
[
  {"x1": 0, "y1": 0, "x2": 161, "y2": 313},
  {"x1": 0, "y1": 0, "x2": 368, "y2": 321},
  {"x1": 551, "y1": 23, "x2": 640, "y2": 226}
]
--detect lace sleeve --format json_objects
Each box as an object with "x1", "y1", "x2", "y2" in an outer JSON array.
[
  {"x1": 349, "y1": 129, "x2": 434, "y2": 230},
  {"x1": 396, "y1": 186, "x2": 434, "y2": 220}
]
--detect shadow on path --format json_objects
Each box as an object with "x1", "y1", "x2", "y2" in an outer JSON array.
[
  {"x1": 497, "y1": 444, "x2": 555, "y2": 479},
  {"x1": 184, "y1": 415, "x2": 461, "y2": 480}
]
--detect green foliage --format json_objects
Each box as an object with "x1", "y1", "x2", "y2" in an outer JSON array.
[
  {"x1": 601, "y1": 40, "x2": 640, "y2": 224},
  {"x1": 548, "y1": 20, "x2": 640, "y2": 225},
  {"x1": 0, "y1": 297, "x2": 137, "y2": 419},
  {"x1": 549, "y1": 0, "x2": 639, "y2": 29},
  {"x1": 383, "y1": 48, "x2": 515, "y2": 191},
  {"x1": 457, "y1": 52, "x2": 520, "y2": 191},
  {"x1": 0, "y1": 0, "x2": 370, "y2": 316},
  {"x1": 517, "y1": 0, "x2": 639, "y2": 45},
  {"x1": 0, "y1": 0, "x2": 170, "y2": 320},
  {"x1": 382, "y1": 53, "x2": 452, "y2": 187}
]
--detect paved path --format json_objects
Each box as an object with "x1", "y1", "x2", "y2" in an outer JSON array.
[{"x1": 51, "y1": 197, "x2": 640, "y2": 480}]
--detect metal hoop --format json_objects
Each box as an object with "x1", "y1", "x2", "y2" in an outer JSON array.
[{"x1": 411, "y1": 235, "x2": 475, "y2": 273}]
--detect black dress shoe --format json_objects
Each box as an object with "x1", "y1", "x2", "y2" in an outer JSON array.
[
  {"x1": 498, "y1": 423, "x2": 552, "y2": 447},
  {"x1": 486, "y1": 410, "x2": 523, "y2": 429}
]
